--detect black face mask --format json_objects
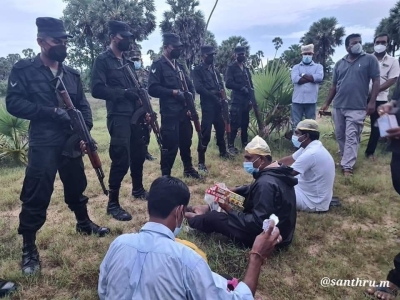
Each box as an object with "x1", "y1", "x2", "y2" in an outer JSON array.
[
  {"x1": 48, "y1": 45, "x2": 67, "y2": 62},
  {"x1": 237, "y1": 55, "x2": 246, "y2": 63},
  {"x1": 205, "y1": 55, "x2": 214, "y2": 65},
  {"x1": 170, "y1": 49, "x2": 181, "y2": 59},
  {"x1": 117, "y1": 38, "x2": 131, "y2": 51}
]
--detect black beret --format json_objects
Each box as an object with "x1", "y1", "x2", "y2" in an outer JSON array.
[
  {"x1": 200, "y1": 45, "x2": 216, "y2": 55},
  {"x1": 163, "y1": 33, "x2": 183, "y2": 47},
  {"x1": 234, "y1": 46, "x2": 246, "y2": 54}
]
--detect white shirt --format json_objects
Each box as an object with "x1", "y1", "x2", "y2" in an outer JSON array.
[
  {"x1": 98, "y1": 222, "x2": 254, "y2": 300},
  {"x1": 291, "y1": 140, "x2": 335, "y2": 211},
  {"x1": 369, "y1": 53, "x2": 400, "y2": 101}
]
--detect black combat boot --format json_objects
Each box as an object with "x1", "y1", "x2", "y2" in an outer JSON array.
[
  {"x1": 220, "y1": 151, "x2": 234, "y2": 160},
  {"x1": 0, "y1": 279, "x2": 17, "y2": 297},
  {"x1": 227, "y1": 144, "x2": 239, "y2": 155},
  {"x1": 198, "y1": 150, "x2": 208, "y2": 173},
  {"x1": 183, "y1": 167, "x2": 203, "y2": 179},
  {"x1": 21, "y1": 232, "x2": 40, "y2": 275},
  {"x1": 132, "y1": 187, "x2": 148, "y2": 200},
  {"x1": 75, "y1": 206, "x2": 110, "y2": 237},
  {"x1": 107, "y1": 189, "x2": 132, "y2": 221}
]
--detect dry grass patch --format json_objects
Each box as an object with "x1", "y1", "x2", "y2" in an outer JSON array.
[{"x1": 0, "y1": 97, "x2": 399, "y2": 299}]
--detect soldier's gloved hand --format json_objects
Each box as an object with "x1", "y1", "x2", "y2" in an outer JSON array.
[
  {"x1": 124, "y1": 88, "x2": 139, "y2": 101},
  {"x1": 175, "y1": 90, "x2": 186, "y2": 103},
  {"x1": 53, "y1": 108, "x2": 71, "y2": 124},
  {"x1": 240, "y1": 86, "x2": 249, "y2": 94}
]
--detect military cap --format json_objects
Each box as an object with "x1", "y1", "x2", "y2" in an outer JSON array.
[
  {"x1": 108, "y1": 20, "x2": 133, "y2": 37},
  {"x1": 200, "y1": 45, "x2": 216, "y2": 55},
  {"x1": 36, "y1": 17, "x2": 72, "y2": 38},
  {"x1": 163, "y1": 33, "x2": 183, "y2": 47},
  {"x1": 234, "y1": 46, "x2": 246, "y2": 54}
]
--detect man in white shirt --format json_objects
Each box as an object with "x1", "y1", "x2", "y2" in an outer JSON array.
[
  {"x1": 98, "y1": 176, "x2": 282, "y2": 300},
  {"x1": 365, "y1": 33, "x2": 400, "y2": 159},
  {"x1": 279, "y1": 120, "x2": 335, "y2": 212}
]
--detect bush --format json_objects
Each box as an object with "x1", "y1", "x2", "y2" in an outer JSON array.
[
  {"x1": 250, "y1": 59, "x2": 293, "y2": 138},
  {"x1": 0, "y1": 80, "x2": 8, "y2": 97},
  {"x1": 0, "y1": 104, "x2": 29, "y2": 165}
]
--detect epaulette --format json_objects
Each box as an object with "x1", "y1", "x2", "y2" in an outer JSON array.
[
  {"x1": 97, "y1": 51, "x2": 109, "y2": 60},
  {"x1": 153, "y1": 57, "x2": 161, "y2": 63},
  {"x1": 64, "y1": 65, "x2": 80, "y2": 76},
  {"x1": 14, "y1": 58, "x2": 33, "y2": 69}
]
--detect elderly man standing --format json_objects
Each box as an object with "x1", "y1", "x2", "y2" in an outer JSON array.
[
  {"x1": 365, "y1": 33, "x2": 400, "y2": 160},
  {"x1": 186, "y1": 136, "x2": 297, "y2": 250},
  {"x1": 321, "y1": 33, "x2": 380, "y2": 176},
  {"x1": 290, "y1": 44, "x2": 324, "y2": 131},
  {"x1": 279, "y1": 120, "x2": 335, "y2": 212}
]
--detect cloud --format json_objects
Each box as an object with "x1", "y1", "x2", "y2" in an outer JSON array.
[
  {"x1": 262, "y1": 31, "x2": 306, "y2": 40},
  {"x1": 4, "y1": 0, "x2": 66, "y2": 15},
  {"x1": 343, "y1": 25, "x2": 375, "y2": 40}
]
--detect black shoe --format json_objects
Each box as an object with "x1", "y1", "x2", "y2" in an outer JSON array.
[
  {"x1": 227, "y1": 147, "x2": 239, "y2": 155},
  {"x1": 220, "y1": 152, "x2": 233, "y2": 160},
  {"x1": 198, "y1": 163, "x2": 208, "y2": 173},
  {"x1": 183, "y1": 168, "x2": 203, "y2": 179},
  {"x1": 0, "y1": 279, "x2": 17, "y2": 297},
  {"x1": 107, "y1": 190, "x2": 132, "y2": 221},
  {"x1": 76, "y1": 221, "x2": 110, "y2": 237},
  {"x1": 132, "y1": 187, "x2": 148, "y2": 200},
  {"x1": 21, "y1": 245, "x2": 40, "y2": 275},
  {"x1": 145, "y1": 152, "x2": 156, "y2": 161}
]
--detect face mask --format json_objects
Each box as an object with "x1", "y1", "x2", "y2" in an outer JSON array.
[
  {"x1": 243, "y1": 157, "x2": 260, "y2": 174},
  {"x1": 170, "y1": 49, "x2": 181, "y2": 59},
  {"x1": 374, "y1": 44, "x2": 387, "y2": 54},
  {"x1": 302, "y1": 55, "x2": 312, "y2": 64},
  {"x1": 173, "y1": 208, "x2": 184, "y2": 237},
  {"x1": 134, "y1": 61, "x2": 141, "y2": 70},
  {"x1": 237, "y1": 55, "x2": 246, "y2": 63},
  {"x1": 350, "y1": 43, "x2": 362, "y2": 55},
  {"x1": 205, "y1": 55, "x2": 214, "y2": 65},
  {"x1": 292, "y1": 134, "x2": 305, "y2": 148},
  {"x1": 117, "y1": 38, "x2": 130, "y2": 51},
  {"x1": 47, "y1": 44, "x2": 67, "y2": 63}
]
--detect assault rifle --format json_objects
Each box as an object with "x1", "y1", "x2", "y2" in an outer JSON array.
[
  {"x1": 211, "y1": 65, "x2": 231, "y2": 136},
  {"x1": 175, "y1": 63, "x2": 205, "y2": 151},
  {"x1": 51, "y1": 76, "x2": 108, "y2": 196},
  {"x1": 243, "y1": 69, "x2": 264, "y2": 135},
  {"x1": 119, "y1": 60, "x2": 163, "y2": 152}
]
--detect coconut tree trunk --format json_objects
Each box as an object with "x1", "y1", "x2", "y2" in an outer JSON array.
[{"x1": 205, "y1": 0, "x2": 218, "y2": 32}]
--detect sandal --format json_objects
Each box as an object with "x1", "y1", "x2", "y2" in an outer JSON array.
[{"x1": 365, "y1": 285, "x2": 399, "y2": 299}]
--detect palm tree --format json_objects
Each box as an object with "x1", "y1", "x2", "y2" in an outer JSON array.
[
  {"x1": 256, "y1": 50, "x2": 264, "y2": 68},
  {"x1": 301, "y1": 17, "x2": 345, "y2": 77},
  {"x1": 272, "y1": 37, "x2": 283, "y2": 58},
  {"x1": 281, "y1": 44, "x2": 302, "y2": 68},
  {"x1": 0, "y1": 105, "x2": 29, "y2": 165}
]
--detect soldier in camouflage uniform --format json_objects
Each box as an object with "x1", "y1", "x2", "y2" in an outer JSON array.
[{"x1": 129, "y1": 49, "x2": 156, "y2": 161}]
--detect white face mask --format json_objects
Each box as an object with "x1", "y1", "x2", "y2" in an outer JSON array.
[
  {"x1": 374, "y1": 44, "x2": 387, "y2": 54},
  {"x1": 350, "y1": 43, "x2": 363, "y2": 55},
  {"x1": 173, "y1": 207, "x2": 183, "y2": 237}
]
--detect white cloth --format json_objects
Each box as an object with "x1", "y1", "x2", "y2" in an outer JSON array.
[{"x1": 291, "y1": 140, "x2": 335, "y2": 212}]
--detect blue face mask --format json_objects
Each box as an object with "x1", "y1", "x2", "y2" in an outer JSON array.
[
  {"x1": 292, "y1": 134, "x2": 305, "y2": 148},
  {"x1": 243, "y1": 157, "x2": 260, "y2": 174},
  {"x1": 173, "y1": 208, "x2": 183, "y2": 237},
  {"x1": 134, "y1": 61, "x2": 141, "y2": 70},
  {"x1": 302, "y1": 55, "x2": 312, "y2": 64}
]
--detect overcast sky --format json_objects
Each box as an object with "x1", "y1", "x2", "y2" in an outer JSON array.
[{"x1": 0, "y1": 0, "x2": 395, "y2": 67}]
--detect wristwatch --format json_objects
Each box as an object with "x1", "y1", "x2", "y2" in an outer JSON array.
[{"x1": 301, "y1": 73, "x2": 305, "y2": 77}]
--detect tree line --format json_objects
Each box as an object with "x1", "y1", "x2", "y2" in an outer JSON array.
[{"x1": 0, "y1": 0, "x2": 400, "y2": 95}]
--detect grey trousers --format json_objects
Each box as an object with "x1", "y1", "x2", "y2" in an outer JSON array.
[{"x1": 333, "y1": 108, "x2": 366, "y2": 170}]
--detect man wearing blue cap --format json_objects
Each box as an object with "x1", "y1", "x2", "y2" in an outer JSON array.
[
  {"x1": 6, "y1": 17, "x2": 110, "y2": 276},
  {"x1": 91, "y1": 20, "x2": 148, "y2": 222}
]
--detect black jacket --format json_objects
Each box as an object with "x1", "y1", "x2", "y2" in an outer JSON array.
[
  {"x1": 91, "y1": 48, "x2": 139, "y2": 117},
  {"x1": 6, "y1": 55, "x2": 92, "y2": 147},
  {"x1": 389, "y1": 78, "x2": 400, "y2": 153},
  {"x1": 225, "y1": 62, "x2": 254, "y2": 105},
  {"x1": 192, "y1": 63, "x2": 224, "y2": 108},
  {"x1": 228, "y1": 166, "x2": 298, "y2": 248},
  {"x1": 148, "y1": 55, "x2": 195, "y2": 117}
]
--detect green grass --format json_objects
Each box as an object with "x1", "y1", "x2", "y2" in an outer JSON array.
[{"x1": 0, "y1": 96, "x2": 399, "y2": 300}]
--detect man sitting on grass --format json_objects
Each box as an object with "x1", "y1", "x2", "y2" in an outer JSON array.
[
  {"x1": 279, "y1": 120, "x2": 336, "y2": 212},
  {"x1": 98, "y1": 176, "x2": 282, "y2": 300},
  {"x1": 185, "y1": 135, "x2": 297, "y2": 250}
]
